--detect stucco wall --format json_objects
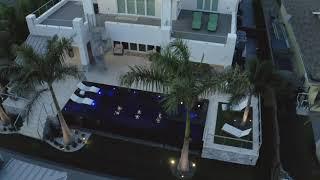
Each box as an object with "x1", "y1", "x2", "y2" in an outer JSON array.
[
  {"x1": 105, "y1": 22, "x2": 169, "y2": 46},
  {"x1": 180, "y1": 33, "x2": 236, "y2": 67},
  {"x1": 180, "y1": 0, "x2": 239, "y2": 14},
  {"x1": 97, "y1": 0, "x2": 162, "y2": 17}
]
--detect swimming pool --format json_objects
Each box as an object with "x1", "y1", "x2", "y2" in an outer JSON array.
[{"x1": 62, "y1": 81, "x2": 209, "y2": 151}]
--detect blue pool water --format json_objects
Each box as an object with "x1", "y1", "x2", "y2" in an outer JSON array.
[{"x1": 62, "y1": 81, "x2": 209, "y2": 151}]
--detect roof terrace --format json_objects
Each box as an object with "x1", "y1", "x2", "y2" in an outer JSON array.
[
  {"x1": 35, "y1": 0, "x2": 85, "y2": 27},
  {"x1": 172, "y1": 10, "x2": 232, "y2": 44}
]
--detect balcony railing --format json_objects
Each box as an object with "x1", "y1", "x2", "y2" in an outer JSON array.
[{"x1": 32, "y1": 0, "x2": 62, "y2": 18}]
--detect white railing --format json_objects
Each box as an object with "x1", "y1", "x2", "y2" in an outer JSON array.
[{"x1": 32, "y1": 0, "x2": 63, "y2": 18}]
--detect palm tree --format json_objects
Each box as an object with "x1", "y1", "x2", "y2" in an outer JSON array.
[
  {"x1": 226, "y1": 59, "x2": 282, "y2": 126},
  {"x1": 120, "y1": 39, "x2": 247, "y2": 174},
  {"x1": 0, "y1": 35, "x2": 81, "y2": 145}
]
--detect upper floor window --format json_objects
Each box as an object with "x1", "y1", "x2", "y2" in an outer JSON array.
[
  {"x1": 117, "y1": 0, "x2": 155, "y2": 16},
  {"x1": 197, "y1": 0, "x2": 219, "y2": 11}
]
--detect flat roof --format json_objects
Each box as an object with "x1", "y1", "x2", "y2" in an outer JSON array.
[
  {"x1": 172, "y1": 10, "x2": 232, "y2": 44},
  {"x1": 40, "y1": 1, "x2": 84, "y2": 27},
  {"x1": 282, "y1": 0, "x2": 320, "y2": 81}
]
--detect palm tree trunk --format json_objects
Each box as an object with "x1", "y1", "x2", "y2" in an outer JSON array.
[
  {"x1": 0, "y1": 105, "x2": 10, "y2": 125},
  {"x1": 178, "y1": 108, "x2": 191, "y2": 173},
  {"x1": 241, "y1": 93, "x2": 252, "y2": 126},
  {"x1": 48, "y1": 83, "x2": 73, "y2": 145}
]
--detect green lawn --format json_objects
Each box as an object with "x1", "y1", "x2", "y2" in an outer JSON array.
[{"x1": 214, "y1": 103, "x2": 253, "y2": 149}]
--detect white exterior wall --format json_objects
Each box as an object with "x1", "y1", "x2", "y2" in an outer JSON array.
[
  {"x1": 180, "y1": 33, "x2": 236, "y2": 66},
  {"x1": 181, "y1": 0, "x2": 239, "y2": 14},
  {"x1": 97, "y1": 0, "x2": 162, "y2": 17},
  {"x1": 105, "y1": 22, "x2": 169, "y2": 46}
]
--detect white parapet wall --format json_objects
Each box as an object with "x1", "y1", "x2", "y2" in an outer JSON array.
[
  {"x1": 105, "y1": 21, "x2": 169, "y2": 46},
  {"x1": 201, "y1": 94, "x2": 262, "y2": 166},
  {"x1": 181, "y1": 0, "x2": 239, "y2": 14},
  {"x1": 177, "y1": 33, "x2": 237, "y2": 67}
]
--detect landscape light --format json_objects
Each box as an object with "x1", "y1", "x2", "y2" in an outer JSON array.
[
  {"x1": 170, "y1": 159, "x2": 175, "y2": 165},
  {"x1": 198, "y1": 104, "x2": 201, "y2": 108},
  {"x1": 180, "y1": 101, "x2": 183, "y2": 104},
  {"x1": 181, "y1": 175, "x2": 184, "y2": 178},
  {"x1": 192, "y1": 162, "x2": 196, "y2": 167}
]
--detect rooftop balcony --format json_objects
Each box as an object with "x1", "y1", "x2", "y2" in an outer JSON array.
[
  {"x1": 31, "y1": 0, "x2": 85, "y2": 27},
  {"x1": 172, "y1": 10, "x2": 233, "y2": 44}
]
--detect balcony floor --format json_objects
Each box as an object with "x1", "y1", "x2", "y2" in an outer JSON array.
[
  {"x1": 40, "y1": 1, "x2": 84, "y2": 27},
  {"x1": 172, "y1": 10, "x2": 232, "y2": 44}
]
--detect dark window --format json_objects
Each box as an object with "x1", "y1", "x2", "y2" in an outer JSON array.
[
  {"x1": 147, "y1": 45, "x2": 154, "y2": 51},
  {"x1": 114, "y1": 41, "x2": 121, "y2": 47},
  {"x1": 139, "y1": 44, "x2": 146, "y2": 52},
  {"x1": 156, "y1": 46, "x2": 161, "y2": 53},
  {"x1": 130, "y1": 43, "x2": 137, "y2": 50},
  {"x1": 122, "y1": 42, "x2": 129, "y2": 49},
  {"x1": 94, "y1": 3, "x2": 99, "y2": 14}
]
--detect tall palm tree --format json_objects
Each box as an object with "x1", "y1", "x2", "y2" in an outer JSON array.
[
  {"x1": 226, "y1": 59, "x2": 282, "y2": 126},
  {"x1": 120, "y1": 39, "x2": 247, "y2": 174},
  {"x1": 0, "y1": 35, "x2": 81, "y2": 145}
]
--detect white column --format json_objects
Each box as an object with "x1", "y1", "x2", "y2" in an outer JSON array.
[
  {"x1": 161, "y1": 0, "x2": 172, "y2": 29},
  {"x1": 73, "y1": 18, "x2": 90, "y2": 68},
  {"x1": 26, "y1": 14, "x2": 36, "y2": 35},
  {"x1": 83, "y1": 0, "x2": 96, "y2": 26}
]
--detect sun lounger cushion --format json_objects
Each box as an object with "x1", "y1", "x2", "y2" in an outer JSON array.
[
  {"x1": 192, "y1": 11, "x2": 203, "y2": 30},
  {"x1": 70, "y1": 94, "x2": 94, "y2": 106},
  {"x1": 222, "y1": 123, "x2": 252, "y2": 138},
  {"x1": 208, "y1": 13, "x2": 218, "y2": 32},
  {"x1": 77, "y1": 82, "x2": 100, "y2": 93}
]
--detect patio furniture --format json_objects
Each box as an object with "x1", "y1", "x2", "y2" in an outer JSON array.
[
  {"x1": 230, "y1": 97, "x2": 248, "y2": 111},
  {"x1": 192, "y1": 11, "x2": 203, "y2": 30},
  {"x1": 208, "y1": 13, "x2": 218, "y2": 32},
  {"x1": 222, "y1": 123, "x2": 252, "y2": 138},
  {"x1": 70, "y1": 94, "x2": 94, "y2": 106},
  {"x1": 77, "y1": 82, "x2": 100, "y2": 94},
  {"x1": 113, "y1": 44, "x2": 124, "y2": 55}
]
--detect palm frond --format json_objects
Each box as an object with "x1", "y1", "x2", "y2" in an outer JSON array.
[
  {"x1": 169, "y1": 39, "x2": 190, "y2": 63},
  {"x1": 52, "y1": 65, "x2": 82, "y2": 83},
  {"x1": 120, "y1": 65, "x2": 169, "y2": 92}
]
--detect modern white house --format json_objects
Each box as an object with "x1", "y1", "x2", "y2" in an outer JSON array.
[
  {"x1": 2, "y1": 0, "x2": 263, "y2": 166},
  {"x1": 25, "y1": 0, "x2": 240, "y2": 69}
]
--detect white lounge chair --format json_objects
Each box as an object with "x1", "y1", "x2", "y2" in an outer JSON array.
[
  {"x1": 77, "y1": 82, "x2": 100, "y2": 93},
  {"x1": 222, "y1": 123, "x2": 252, "y2": 138},
  {"x1": 70, "y1": 94, "x2": 94, "y2": 106},
  {"x1": 230, "y1": 97, "x2": 248, "y2": 111}
]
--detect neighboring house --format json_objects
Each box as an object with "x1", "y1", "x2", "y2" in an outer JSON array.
[
  {"x1": 279, "y1": 0, "x2": 320, "y2": 113},
  {"x1": 279, "y1": 0, "x2": 320, "y2": 161},
  {"x1": 25, "y1": 0, "x2": 240, "y2": 69}
]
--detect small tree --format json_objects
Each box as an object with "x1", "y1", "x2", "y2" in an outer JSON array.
[
  {"x1": 120, "y1": 39, "x2": 247, "y2": 174},
  {"x1": 0, "y1": 35, "x2": 81, "y2": 144}
]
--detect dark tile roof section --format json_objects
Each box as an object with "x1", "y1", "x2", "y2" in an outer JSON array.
[{"x1": 282, "y1": 0, "x2": 320, "y2": 81}]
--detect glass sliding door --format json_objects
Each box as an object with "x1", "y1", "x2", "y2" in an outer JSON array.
[
  {"x1": 146, "y1": 0, "x2": 155, "y2": 16},
  {"x1": 127, "y1": 0, "x2": 136, "y2": 14},
  {"x1": 197, "y1": 0, "x2": 203, "y2": 9},
  {"x1": 137, "y1": 0, "x2": 145, "y2": 15},
  {"x1": 211, "y1": 0, "x2": 218, "y2": 11},
  {"x1": 117, "y1": 0, "x2": 126, "y2": 13},
  {"x1": 204, "y1": 0, "x2": 211, "y2": 10}
]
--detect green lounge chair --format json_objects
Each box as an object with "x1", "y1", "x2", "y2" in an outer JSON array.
[
  {"x1": 208, "y1": 13, "x2": 218, "y2": 32},
  {"x1": 192, "y1": 11, "x2": 203, "y2": 30}
]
